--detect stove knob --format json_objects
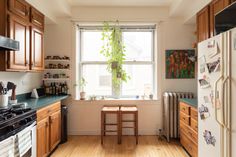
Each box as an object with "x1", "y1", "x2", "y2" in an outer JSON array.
[
  {"x1": 20, "y1": 119, "x2": 28, "y2": 125},
  {"x1": 8, "y1": 125, "x2": 16, "y2": 131},
  {"x1": 27, "y1": 117, "x2": 33, "y2": 122}
]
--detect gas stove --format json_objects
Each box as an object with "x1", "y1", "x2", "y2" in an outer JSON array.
[{"x1": 0, "y1": 104, "x2": 36, "y2": 142}]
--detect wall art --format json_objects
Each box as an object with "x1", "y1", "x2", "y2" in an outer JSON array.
[{"x1": 165, "y1": 49, "x2": 195, "y2": 79}]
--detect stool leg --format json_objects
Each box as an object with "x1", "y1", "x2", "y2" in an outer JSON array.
[
  {"x1": 101, "y1": 111, "x2": 104, "y2": 144},
  {"x1": 120, "y1": 112, "x2": 122, "y2": 144},
  {"x1": 104, "y1": 113, "x2": 106, "y2": 136},
  {"x1": 135, "y1": 112, "x2": 138, "y2": 144},
  {"x1": 117, "y1": 111, "x2": 120, "y2": 144}
]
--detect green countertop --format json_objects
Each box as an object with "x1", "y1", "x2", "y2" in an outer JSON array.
[
  {"x1": 18, "y1": 95, "x2": 69, "y2": 110},
  {"x1": 179, "y1": 98, "x2": 197, "y2": 108}
]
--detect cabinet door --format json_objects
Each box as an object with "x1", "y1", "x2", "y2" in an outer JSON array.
[
  {"x1": 30, "y1": 7, "x2": 44, "y2": 30},
  {"x1": 31, "y1": 26, "x2": 44, "y2": 71},
  {"x1": 210, "y1": 0, "x2": 230, "y2": 37},
  {"x1": 8, "y1": 0, "x2": 30, "y2": 21},
  {"x1": 197, "y1": 6, "x2": 210, "y2": 42},
  {"x1": 8, "y1": 14, "x2": 30, "y2": 70},
  {"x1": 49, "y1": 110, "x2": 61, "y2": 151},
  {"x1": 37, "y1": 117, "x2": 49, "y2": 157}
]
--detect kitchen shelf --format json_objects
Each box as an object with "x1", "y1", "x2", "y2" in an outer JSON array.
[
  {"x1": 45, "y1": 59, "x2": 70, "y2": 62},
  {"x1": 42, "y1": 78, "x2": 70, "y2": 81}
]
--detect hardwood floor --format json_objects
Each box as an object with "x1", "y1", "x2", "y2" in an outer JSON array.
[{"x1": 51, "y1": 136, "x2": 189, "y2": 157}]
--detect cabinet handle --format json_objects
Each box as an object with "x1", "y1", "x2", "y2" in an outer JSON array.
[{"x1": 182, "y1": 108, "x2": 185, "y2": 110}]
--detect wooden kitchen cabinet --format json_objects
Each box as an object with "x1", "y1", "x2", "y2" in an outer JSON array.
[
  {"x1": 0, "y1": 0, "x2": 44, "y2": 72},
  {"x1": 37, "y1": 117, "x2": 50, "y2": 157},
  {"x1": 209, "y1": 0, "x2": 230, "y2": 37},
  {"x1": 197, "y1": 6, "x2": 210, "y2": 42},
  {"x1": 49, "y1": 110, "x2": 61, "y2": 151},
  {"x1": 30, "y1": 7, "x2": 44, "y2": 30},
  {"x1": 37, "y1": 102, "x2": 61, "y2": 157},
  {"x1": 8, "y1": 14, "x2": 30, "y2": 71},
  {"x1": 8, "y1": 0, "x2": 30, "y2": 21},
  {"x1": 196, "y1": 0, "x2": 233, "y2": 42},
  {"x1": 179, "y1": 101, "x2": 198, "y2": 157},
  {"x1": 31, "y1": 26, "x2": 44, "y2": 71}
]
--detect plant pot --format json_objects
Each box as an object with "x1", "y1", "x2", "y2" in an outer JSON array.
[
  {"x1": 116, "y1": 72, "x2": 122, "y2": 78},
  {"x1": 80, "y1": 91, "x2": 86, "y2": 100},
  {"x1": 111, "y1": 61, "x2": 118, "y2": 69}
]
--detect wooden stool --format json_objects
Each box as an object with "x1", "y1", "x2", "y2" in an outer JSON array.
[
  {"x1": 120, "y1": 106, "x2": 138, "y2": 144},
  {"x1": 101, "y1": 105, "x2": 120, "y2": 144}
]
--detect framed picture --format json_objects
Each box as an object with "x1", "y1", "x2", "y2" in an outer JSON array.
[{"x1": 166, "y1": 49, "x2": 195, "y2": 79}]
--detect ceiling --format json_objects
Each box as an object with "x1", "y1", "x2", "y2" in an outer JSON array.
[{"x1": 67, "y1": 0, "x2": 173, "y2": 7}]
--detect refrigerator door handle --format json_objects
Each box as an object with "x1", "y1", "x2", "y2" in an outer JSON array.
[
  {"x1": 215, "y1": 75, "x2": 224, "y2": 126},
  {"x1": 222, "y1": 76, "x2": 230, "y2": 127}
]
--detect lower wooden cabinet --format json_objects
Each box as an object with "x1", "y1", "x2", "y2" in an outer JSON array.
[
  {"x1": 179, "y1": 101, "x2": 198, "y2": 157},
  {"x1": 49, "y1": 110, "x2": 61, "y2": 151},
  {"x1": 37, "y1": 117, "x2": 49, "y2": 157},
  {"x1": 37, "y1": 102, "x2": 61, "y2": 157}
]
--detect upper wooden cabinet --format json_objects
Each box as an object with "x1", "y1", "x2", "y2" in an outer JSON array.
[
  {"x1": 197, "y1": 6, "x2": 210, "y2": 42},
  {"x1": 0, "y1": 0, "x2": 44, "y2": 72},
  {"x1": 197, "y1": 0, "x2": 233, "y2": 42},
  {"x1": 31, "y1": 26, "x2": 44, "y2": 71},
  {"x1": 8, "y1": 14, "x2": 30, "y2": 71},
  {"x1": 209, "y1": 0, "x2": 230, "y2": 37},
  {"x1": 30, "y1": 7, "x2": 44, "y2": 30},
  {"x1": 8, "y1": 0, "x2": 30, "y2": 21}
]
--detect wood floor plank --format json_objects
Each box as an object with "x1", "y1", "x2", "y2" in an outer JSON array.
[{"x1": 51, "y1": 136, "x2": 189, "y2": 157}]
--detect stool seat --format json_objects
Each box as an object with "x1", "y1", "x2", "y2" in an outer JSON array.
[
  {"x1": 102, "y1": 107, "x2": 120, "y2": 111},
  {"x1": 120, "y1": 106, "x2": 137, "y2": 111}
]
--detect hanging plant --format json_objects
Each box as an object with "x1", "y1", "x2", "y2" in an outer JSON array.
[{"x1": 100, "y1": 21, "x2": 130, "y2": 97}]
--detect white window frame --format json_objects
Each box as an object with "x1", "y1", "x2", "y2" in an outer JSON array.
[{"x1": 77, "y1": 25, "x2": 156, "y2": 98}]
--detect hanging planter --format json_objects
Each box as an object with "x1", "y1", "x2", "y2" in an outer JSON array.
[
  {"x1": 111, "y1": 61, "x2": 118, "y2": 69},
  {"x1": 100, "y1": 21, "x2": 130, "y2": 98}
]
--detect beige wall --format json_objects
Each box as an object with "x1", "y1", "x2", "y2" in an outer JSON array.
[
  {"x1": 44, "y1": 6, "x2": 197, "y2": 135},
  {"x1": 0, "y1": 72, "x2": 42, "y2": 95}
]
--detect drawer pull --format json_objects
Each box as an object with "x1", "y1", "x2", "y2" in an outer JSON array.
[{"x1": 183, "y1": 108, "x2": 185, "y2": 110}]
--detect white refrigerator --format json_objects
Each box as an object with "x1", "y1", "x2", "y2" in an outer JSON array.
[{"x1": 198, "y1": 27, "x2": 236, "y2": 157}]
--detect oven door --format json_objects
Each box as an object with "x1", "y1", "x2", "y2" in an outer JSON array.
[
  {"x1": 0, "y1": 136, "x2": 15, "y2": 157},
  {"x1": 15, "y1": 121, "x2": 36, "y2": 157}
]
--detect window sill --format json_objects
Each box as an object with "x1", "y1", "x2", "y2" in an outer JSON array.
[{"x1": 73, "y1": 98, "x2": 160, "y2": 105}]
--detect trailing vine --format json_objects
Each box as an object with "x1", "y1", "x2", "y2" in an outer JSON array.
[{"x1": 100, "y1": 21, "x2": 130, "y2": 96}]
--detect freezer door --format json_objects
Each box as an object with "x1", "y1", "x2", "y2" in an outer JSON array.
[
  {"x1": 230, "y1": 27, "x2": 236, "y2": 157},
  {"x1": 198, "y1": 34, "x2": 224, "y2": 157}
]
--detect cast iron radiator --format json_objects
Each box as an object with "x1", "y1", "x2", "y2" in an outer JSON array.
[{"x1": 162, "y1": 92, "x2": 194, "y2": 142}]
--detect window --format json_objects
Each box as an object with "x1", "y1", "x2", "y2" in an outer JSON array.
[{"x1": 78, "y1": 25, "x2": 156, "y2": 98}]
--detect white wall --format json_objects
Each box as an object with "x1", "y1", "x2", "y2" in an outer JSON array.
[
  {"x1": 44, "y1": 6, "x2": 197, "y2": 135},
  {"x1": 0, "y1": 72, "x2": 42, "y2": 95}
]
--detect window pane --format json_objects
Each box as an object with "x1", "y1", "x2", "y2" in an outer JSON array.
[
  {"x1": 82, "y1": 64, "x2": 112, "y2": 95},
  {"x1": 81, "y1": 31, "x2": 106, "y2": 61},
  {"x1": 122, "y1": 65, "x2": 153, "y2": 96},
  {"x1": 123, "y1": 32, "x2": 152, "y2": 61}
]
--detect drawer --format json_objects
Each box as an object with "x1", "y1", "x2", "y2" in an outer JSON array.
[
  {"x1": 180, "y1": 122, "x2": 198, "y2": 144},
  {"x1": 191, "y1": 107, "x2": 198, "y2": 121},
  {"x1": 191, "y1": 118, "x2": 198, "y2": 132},
  {"x1": 48, "y1": 101, "x2": 61, "y2": 114},
  {"x1": 180, "y1": 132, "x2": 198, "y2": 157},
  {"x1": 30, "y1": 7, "x2": 44, "y2": 29},
  {"x1": 180, "y1": 112, "x2": 190, "y2": 125},
  {"x1": 179, "y1": 102, "x2": 190, "y2": 115},
  {"x1": 37, "y1": 101, "x2": 61, "y2": 121}
]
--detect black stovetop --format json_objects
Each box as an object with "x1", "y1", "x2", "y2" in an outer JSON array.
[{"x1": 0, "y1": 105, "x2": 36, "y2": 142}]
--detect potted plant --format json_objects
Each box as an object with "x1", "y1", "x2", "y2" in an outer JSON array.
[
  {"x1": 100, "y1": 21, "x2": 130, "y2": 98},
  {"x1": 79, "y1": 77, "x2": 87, "y2": 100}
]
